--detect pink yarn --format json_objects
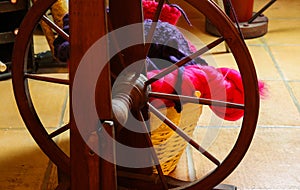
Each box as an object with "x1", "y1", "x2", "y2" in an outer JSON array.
[
  {"x1": 142, "y1": 0, "x2": 182, "y2": 25},
  {"x1": 148, "y1": 65, "x2": 266, "y2": 121}
]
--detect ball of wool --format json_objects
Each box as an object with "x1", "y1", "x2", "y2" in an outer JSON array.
[
  {"x1": 144, "y1": 19, "x2": 207, "y2": 66},
  {"x1": 142, "y1": 0, "x2": 181, "y2": 25}
]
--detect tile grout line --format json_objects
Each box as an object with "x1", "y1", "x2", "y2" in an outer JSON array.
[
  {"x1": 248, "y1": 44, "x2": 300, "y2": 47},
  {"x1": 40, "y1": 160, "x2": 55, "y2": 190},
  {"x1": 57, "y1": 87, "x2": 69, "y2": 128},
  {"x1": 260, "y1": 37, "x2": 300, "y2": 114},
  {"x1": 196, "y1": 125, "x2": 300, "y2": 129},
  {"x1": 259, "y1": 125, "x2": 300, "y2": 129}
]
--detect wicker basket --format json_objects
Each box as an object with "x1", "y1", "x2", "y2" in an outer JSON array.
[{"x1": 150, "y1": 92, "x2": 202, "y2": 175}]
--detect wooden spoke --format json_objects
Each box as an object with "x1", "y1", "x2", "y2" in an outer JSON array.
[
  {"x1": 25, "y1": 73, "x2": 69, "y2": 85},
  {"x1": 137, "y1": 111, "x2": 168, "y2": 190},
  {"x1": 42, "y1": 15, "x2": 69, "y2": 41},
  {"x1": 49, "y1": 124, "x2": 70, "y2": 138},
  {"x1": 148, "y1": 103, "x2": 221, "y2": 166},
  {"x1": 149, "y1": 92, "x2": 245, "y2": 109},
  {"x1": 144, "y1": 37, "x2": 224, "y2": 86},
  {"x1": 144, "y1": 0, "x2": 165, "y2": 56}
]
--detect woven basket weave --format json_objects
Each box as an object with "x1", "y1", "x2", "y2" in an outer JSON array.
[{"x1": 150, "y1": 92, "x2": 202, "y2": 175}]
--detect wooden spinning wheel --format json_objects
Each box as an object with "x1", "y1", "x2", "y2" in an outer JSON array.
[{"x1": 12, "y1": 0, "x2": 260, "y2": 189}]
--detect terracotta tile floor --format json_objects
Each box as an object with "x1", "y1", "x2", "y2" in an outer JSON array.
[{"x1": 1, "y1": 0, "x2": 299, "y2": 189}]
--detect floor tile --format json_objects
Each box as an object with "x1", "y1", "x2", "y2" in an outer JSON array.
[
  {"x1": 0, "y1": 129, "x2": 50, "y2": 190},
  {"x1": 258, "y1": 80, "x2": 300, "y2": 126},
  {"x1": 0, "y1": 80, "x2": 26, "y2": 128},
  {"x1": 289, "y1": 81, "x2": 300, "y2": 104},
  {"x1": 170, "y1": 127, "x2": 300, "y2": 189},
  {"x1": 157, "y1": 124, "x2": 300, "y2": 189},
  {"x1": 223, "y1": 127, "x2": 300, "y2": 189},
  {"x1": 248, "y1": 45, "x2": 281, "y2": 80},
  {"x1": 33, "y1": 35, "x2": 51, "y2": 54},
  {"x1": 254, "y1": 0, "x2": 300, "y2": 19},
  {"x1": 264, "y1": 19, "x2": 300, "y2": 45},
  {"x1": 269, "y1": 45, "x2": 300, "y2": 81},
  {"x1": 245, "y1": 37, "x2": 265, "y2": 46},
  {"x1": 192, "y1": 127, "x2": 244, "y2": 180}
]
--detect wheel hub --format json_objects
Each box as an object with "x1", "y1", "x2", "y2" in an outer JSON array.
[{"x1": 111, "y1": 73, "x2": 150, "y2": 126}]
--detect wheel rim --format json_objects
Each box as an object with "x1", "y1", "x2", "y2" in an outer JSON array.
[
  {"x1": 12, "y1": 0, "x2": 259, "y2": 189},
  {"x1": 177, "y1": 0, "x2": 259, "y2": 188},
  {"x1": 12, "y1": 0, "x2": 70, "y2": 174}
]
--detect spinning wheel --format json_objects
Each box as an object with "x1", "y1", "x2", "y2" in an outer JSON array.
[{"x1": 12, "y1": 0, "x2": 260, "y2": 189}]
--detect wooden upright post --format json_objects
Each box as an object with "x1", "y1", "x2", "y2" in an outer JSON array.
[
  {"x1": 69, "y1": 0, "x2": 146, "y2": 188},
  {"x1": 69, "y1": 0, "x2": 116, "y2": 189}
]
